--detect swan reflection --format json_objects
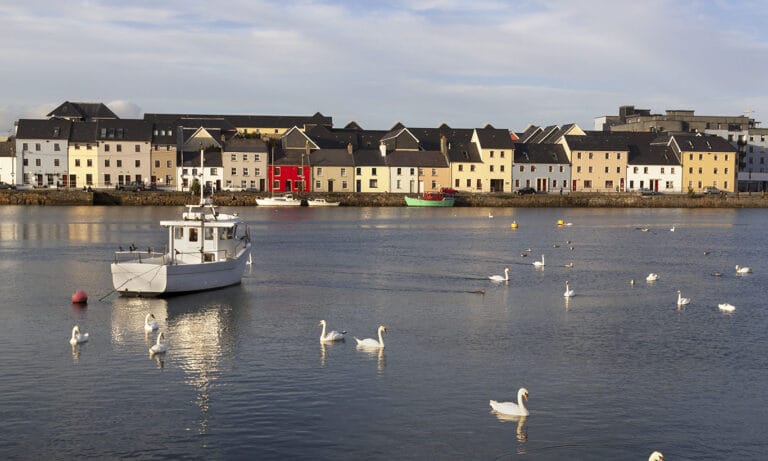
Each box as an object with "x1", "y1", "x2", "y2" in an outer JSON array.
[
  {"x1": 356, "y1": 345, "x2": 386, "y2": 372},
  {"x1": 319, "y1": 341, "x2": 344, "y2": 367},
  {"x1": 492, "y1": 413, "x2": 529, "y2": 445}
]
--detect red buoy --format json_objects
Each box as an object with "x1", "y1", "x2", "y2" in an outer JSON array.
[{"x1": 71, "y1": 290, "x2": 88, "y2": 304}]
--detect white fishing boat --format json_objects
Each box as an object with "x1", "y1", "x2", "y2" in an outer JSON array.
[
  {"x1": 255, "y1": 193, "x2": 303, "y2": 206},
  {"x1": 110, "y1": 199, "x2": 252, "y2": 296},
  {"x1": 307, "y1": 198, "x2": 340, "y2": 206},
  {"x1": 111, "y1": 148, "x2": 252, "y2": 297}
]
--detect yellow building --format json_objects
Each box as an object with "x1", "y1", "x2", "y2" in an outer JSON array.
[
  {"x1": 150, "y1": 123, "x2": 177, "y2": 189},
  {"x1": 471, "y1": 126, "x2": 515, "y2": 192},
  {"x1": 67, "y1": 122, "x2": 98, "y2": 188},
  {"x1": 564, "y1": 133, "x2": 653, "y2": 192},
  {"x1": 672, "y1": 134, "x2": 737, "y2": 192}
]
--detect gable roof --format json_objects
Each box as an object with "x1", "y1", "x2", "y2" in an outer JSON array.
[
  {"x1": 47, "y1": 101, "x2": 118, "y2": 121},
  {"x1": 386, "y1": 150, "x2": 448, "y2": 168},
  {"x1": 96, "y1": 119, "x2": 153, "y2": 141},
  {"x1": 628, "y1": 143, "x2": 680, "y2": 165},
  {"x1": 671, "y1": 134, "x2": 737, "y2": 152},
  {"x1": 309, "y1": 149, "x2": 355, "y2": 167},
  {"x1": 224, "y1": 137, "x2": 268, "y2": 153},
  {"x1": 475, "y1": 127, "x2": 515, "y2": 149},
  {"x1": 566, "y1": 132, "x2": 656, "y2": 151},
  {"x1": 353, "y1": 149, "x2": 388, "y2": 167},
  {"x1": 69, "y1": 121, "x2": 97, "y2": 143}
]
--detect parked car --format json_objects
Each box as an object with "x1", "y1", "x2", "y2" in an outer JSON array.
[
  {"x1": 516, "y1": 187, "x2": 536, "y2": 195},
  {"x1": 704, "y1": 186, "x2": 725, "y2": 196},
  {"x1": 118, "y1": 181, "x2": 145, "y2": 191},
  {"x1": 0, "y1": 182, "x2": 16, "y2": 190},
  {"x1": 640, "y1": 188, "x2": 661, "y2": 196}
]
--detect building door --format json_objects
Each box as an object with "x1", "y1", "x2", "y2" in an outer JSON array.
[
  {"x1": 356, "y1": 179, "x2": 361, "y2": 193},
  {"x1": 259, "y1": 178, "x2": 265, "y2": 191},
  {"x1": 572, "y1": 180, "x2": 577, "y2": 191},
  {"x1": 285, "y1": 180, "x2": 292, "y2": 192},
  {"x1": 536, "y1": 177, "x2": 547, "y2": 192},
  {"x1": 327, "y1": 180, "x2": 334, "y2": 192},
  {"x1": 620, "y1": 178, "x2": 625, "y2": 192}
]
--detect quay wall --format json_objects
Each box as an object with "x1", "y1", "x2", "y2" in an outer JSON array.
[{"x1": 1, "y1": 190, "x2": 768, "y2": 208}]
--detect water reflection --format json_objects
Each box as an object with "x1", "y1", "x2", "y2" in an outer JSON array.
[
  {"x1": 319, "y1": 341, "x2": 345, "y2": 368},
  {"x1": 356, "y1": 346, "x2": 386, "y2": 372},
  {"x1": 492, "y1": 413, "x2": 529, "y2": 451},
  {"x1": 111, "y1": 297, "x2": 169, "y2": 346}
]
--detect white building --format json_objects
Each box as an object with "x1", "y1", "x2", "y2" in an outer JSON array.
[
  {"x1": 14, "y1": 119, "x2": 72, "y2": 187},
  {"x1": 626, "y1": 138, "x2": 682, "y2": 193},
  {"x1": 512, "y1": 143, "x2": 571, "y2": 193}
]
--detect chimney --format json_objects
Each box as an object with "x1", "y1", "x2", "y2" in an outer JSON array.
[
  {"x1": 347, "y1": 142, "x2": 353, "y2": 154},
  {"x1": 379, "y1": 141, "x2": 386, "y2": 157},
  {"x1": 440, "y1": 135, "x2": 447, "y2": 155}
]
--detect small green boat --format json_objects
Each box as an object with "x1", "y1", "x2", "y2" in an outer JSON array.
[{"x1": 404, "y1": 189, "x2": 456, "y2": 207}]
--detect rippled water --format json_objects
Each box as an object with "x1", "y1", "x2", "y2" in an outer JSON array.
[{"x1": 1, "y1": 205, "x2": 767, "y2": 460}]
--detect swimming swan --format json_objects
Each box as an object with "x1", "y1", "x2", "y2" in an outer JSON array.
[
  {"x1": 718, "y1": 303, "x2": 735, "y2": 313},
  {"x1": 735, "y1": 265, "x2": 752, "y2": 275},
  {"x1": 563, "y1": 281, "x2": 575, "y2": 297},
  {"x1": 646, "y1": 273, "x2": 659, "y2": 282},
  {"x1": 532, "y1": 255, "x2": 545, "y2": 267},
  {"x1": 354, "y1": 325, "x2": 386, "y2": 349},
  {"x1": 677, "y1": 290, "x2": 690, "y2": 306},
  {"x1": 150, "y1": 331, "x2": 168, "y2": 355},
  {"x1": 648, "y1": 452, "x2": 664, "y2": 461},
  {"x1": 69, "y1": 325, "x2": 89, "y2": 345},
  {"x1": 490, "y1": 387, "x2": 530, "y2": 416},
  {"x1": 144, "y1": 313, "x2": 159, "y2": 332},
  {"x1": 489, "y1": 268, "x2": 510, "y2": 282},
  {"x1": 318, "y1": 319, "x2": 345, "y2": 342}
]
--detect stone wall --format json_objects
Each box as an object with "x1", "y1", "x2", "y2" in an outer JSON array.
[{"x1": 2, "y1": 189, "x2": 768, "y2": 208}]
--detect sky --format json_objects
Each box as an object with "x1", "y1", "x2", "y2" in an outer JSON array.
[{"x1": 1, "y1": 0, "x2": 767, "y2": 136}]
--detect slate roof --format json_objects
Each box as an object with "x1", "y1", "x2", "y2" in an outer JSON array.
[
  {"x1": 628, "y1": 143, "x2": 680, "y2": 165},
  {"x1": 272, "y1": 149, "x2": 308, "y2": 166},
  {"x1": 566, "y1": 132, "x2": 656, "y2": 151},
  {"x1": 224, "y1": 137, "x2": 267, "y2": 153},
  {"x1": 151, "y1": 122, "x2": 177, "y2": 145},
  {"x1": 353, "y1": 149, "x2": 388, "y2": 167},
  {"x1": 306, "y1": 125, "x2": 362, "y2": 150},
  {"x1": 475, "y1": 127, "x2": 515, "y2": 149},
  {"x1": 96, "y1": 119, "x2": 153, "y2": 141},
  {"x1": 517, "y1": 125, "x2": 541, "y2": 143},
  {"x1": 47, "y1": 101, "x2": 118, "y2": 121},
  {"x1": 178, "y1": 150, "x2": 223, "y2": 168},
  {"x1": 514, "y1": 143, "x2": 569, "y2": 164},
  {"x1": 527, "y1": 125, "x2": 559, "y2": 144},
  {"x1": 15, "y1": 118, "x2": 72, "y2": 139},
  {"x1": 672, "y1": 134, "x2": 737, "y2": 152},
  {"x1": 309, "y1": 149, "x2": 355, "y2": 167},
  {"x1": 0, "y1": 140, "x2": 14, "y2": 157},
  {"x1": 69, "y1": 121, "x2": 97, "y2": 143},
  {"x1": 386, "y1": 150, "x2": 448, "y2": 168}
]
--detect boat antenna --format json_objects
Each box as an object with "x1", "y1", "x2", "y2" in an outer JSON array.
[{"x1": 199, "y1": 143, "x2": 205, "y2": 205}]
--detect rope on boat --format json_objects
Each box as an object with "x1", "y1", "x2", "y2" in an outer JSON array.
[{"x1": 98, "y1": 264, "x2": 164, "y2": 301}]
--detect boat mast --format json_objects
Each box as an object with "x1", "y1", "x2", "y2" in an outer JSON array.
[{"x1": 199, "y1": 144, "x2": 205, "y2": 262}]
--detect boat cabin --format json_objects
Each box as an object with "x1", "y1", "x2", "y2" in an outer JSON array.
[{"x1": 161, "y1": 202, "x2": 247, "y2": 265}]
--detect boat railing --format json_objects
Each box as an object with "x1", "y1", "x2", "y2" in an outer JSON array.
[{"x1": 113, "y1": 249, "x2": 166, "y2": 264}]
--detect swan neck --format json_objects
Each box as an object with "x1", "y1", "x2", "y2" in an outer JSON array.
[
  {"x1": 518, "y1": 392, "x2": 527, "y2": 411},
  {"x1": 320, "y1": 322, "x2": 327, "y2": 340},
  {"x1": 378, "y1": 328, "x2": 385, "y2": 347}
]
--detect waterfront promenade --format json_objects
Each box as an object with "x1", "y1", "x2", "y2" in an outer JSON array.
[{"x1": 2, "y1": 189, "x2": 768, "y2": 208}]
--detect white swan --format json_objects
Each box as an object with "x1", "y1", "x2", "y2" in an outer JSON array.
[
  {"x1": 563, "y1": 281, "x2": 575, "y2": 297},
  {"x1": 354, "y1": 325, "x2": 386, "y2": 349},
  {"x1": 646, "y1": 273, "x2": 659, "y2": 282},
  {"x1": 318, "y1": 319, "x2": 345, "y2": 342},
  {"x1": 718, "y1": 303, "x2": 735, "y2": 313},
  {"x1": 670, "y1": 225, "x2": 675, "y2": 232},
  {"x1": 532, "y1": 255, "x2": 545, "y2": 267},
  {"x1": 69, "y1": 325, "x2": 89, "y2": 345},
  {"x1": 144, "y1": 313, "x2": 159, "y2": 332},
  {"x1": 677, "y1": 290, "x2": 690, "y2": 306},
  {"x1": 490, "y1": 387, "x2": 530, "y2": 416},
  {"x1": 735, "y1": 265, "x2": 752, "y2": 274},
  {"x1": 150, "y1": 331, "x2": 168, "y2": 354},
  {"x1": 649, "y1": 451, "x2": 664, "y2": 461},
  {"x1": 489, "y1": 268, "x2": 510, "y2": 282}
]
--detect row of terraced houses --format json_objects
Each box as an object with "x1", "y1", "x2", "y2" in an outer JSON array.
[{"x1": 3, "y1": 101, "x2": 766, "y2": 195}]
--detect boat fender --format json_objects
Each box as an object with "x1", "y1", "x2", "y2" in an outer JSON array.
[{"x1": 71, "y1": 290, "x2": 88, "y2": 304}]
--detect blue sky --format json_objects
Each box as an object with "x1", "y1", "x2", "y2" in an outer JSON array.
[{"x1": 1, "y1": 0, "x2": 766, "y2": 135}]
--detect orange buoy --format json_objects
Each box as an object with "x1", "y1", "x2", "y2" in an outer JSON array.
[{"x1": 71, "y1": 290, "x2": 88, "y2": 304}]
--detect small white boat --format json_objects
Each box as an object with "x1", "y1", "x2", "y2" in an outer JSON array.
[
  {"x1": 307, "y1": 198, "x2": 340, "y2": 207},
  {"x1": 255, "y1": 193, "x2": 302, "y2": 206},
  {"x1": 110, "y1": 199, "x2": 251, "y2": 296}
]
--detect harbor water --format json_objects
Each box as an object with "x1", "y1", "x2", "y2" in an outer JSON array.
[{"x1": 0, "y1": 205, "x2": 766, "y2": 460}]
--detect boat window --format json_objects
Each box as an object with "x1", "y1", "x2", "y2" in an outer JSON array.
[
  {"x1": 221, "y1": 228, "x2": 233, "y2": 240},
  {"x1": 205, "y1": 228, "x2": 214, "y2": 240},
  {"x1": 174, "y1": 227, "x2": 184, "y2": 239},
  {"x1": 204, "y1": 253, "x2": 215, "y2": 262},
  {"x1": 189, "y1": 228, "x2": 198, "y2": 242}
]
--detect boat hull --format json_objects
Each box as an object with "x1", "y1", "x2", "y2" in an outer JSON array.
[
  {"x1": 111, "y1": 245, "x2": 251, "y2": 297},
  {"x1": 404, "y1": 196, "x2": 455, "y2": 207}
]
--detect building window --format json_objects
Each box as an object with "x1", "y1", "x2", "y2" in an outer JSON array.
[
  {"x1": 117, "y1": 145, "x2": 122, "y2": 152},
  {"x1": 699, "y1": 154, "x2": 703, "y2": 161},
  {"x1": 54, "y1": 143, "x2": 60, "y2": 151},
  {"x1": 584, "y1": 180, "x2": 592, "y2": 189},
  {"x1": 617, "y1": 153, "x2": 621, "y2": 160},
  {"x1": 135, "y1": 160, "x2": 141, "y2": 168},
  {"x1": 356, "y1": 168, "x2": 361, "y2": 175},
  {"x1": 500, "y1": 165, "x2": 504, "y2": 172},
  {"x1": 559, "y1": 166, "x2": 564, "y2": 173},
  {"x1": 633, "y1": 167, "x2": 638, "y2": 173},
  {"x1": 500, "y1": 151, "x2": 505, "y2": 158},
  {"x1": 75, "y1": 159, "x2": 81, "y2": 167},
  {"x1": 315, "y1": 181, "x2": 321, "y2": 189},
  {"x1": 698, "y1": 167, "x2": 702, "y2": 174},
  {"x1": 341, "y1": 168, "x2": 347, "y2": 177},
  {"x1": 577, "y1": 166, "x2": 581, "y2": 173},
  {"x1": 490, "y1": 165, "x2": 494, "y2": 172},
  {"x1": 588, "y1": 166, "x2": 593, "y2": 173},
  {"x1": 605, "y1": 180, "x2": 613, "y2": 189},
  {"x1": 455, "y1": 179, "x2": 460, "y2": 187},
  {"x1": 87, "y1": 159, "x2": 93, "y2": 167},
  {"x1": 104, "y1": 174, "x2": 111, "y2": 185},
  {"x1": 714, "y1": 168, "x2": 718, "y2": 174},
  {"x1": 660, "y1": 167, "x2": 665, "y2": 174},
  {"x1": 36, "y1": 159, "x2": 41, "y2": 167},
  {"x1": 466, "y1": 179, "x2": 471, "y2": 187},
  {"x1": 459, "y1": 165, "x2": 464, "y2": 172},
  {"x1": 154, "y1": 160, "x2": 160, "y2": 168},
  {"x1": 519, "y1": 165, "x2": 524, "y2": 172},
  {"x1": 35, "y1": 143, "x2": 41, "y2": 151},
  {"x1": 531, "y1": 165, "x2": 536, "y2": 172},
  {"x1": 369, "y1": 179, "x2": 378, "y2": 188},
  {"x1": 255, "y1": 168, "x2": 261, "y2": 176},
  {"x1": 689, "y1": 154, "x2": 693, "y2": 161},
  {"x1": 231, "y1": 154, "x2": 237, "y2": 161},
  {"x1": 665, "y1": 181, "x2": 673, "y2": 189},
  {"x1": 371, "y1": 168, "x2": 377, "y2": 176},
  {"x1": 23, "y1": 159, "x2": 28, "y2": 166},
  {"x1": 577, "y1": 152, "x2": 582, "y2": 159},
  {"x1": 135, "y1": 145, "x2": 140, "y2": 153},
  {"x1": 342, "y1": 180, "x2": 348, "y2": 189},
  {"x1": 410, "y1": 168, "x2": 415, "y2": 175},
  {"x1": 117, "y1": 160, "x2": 122, "y2": 167},
  {"x1": 273, "y1": 180, "x2": 279, "y2": 190},
  {"x1": 104, "y1": 159, "x2": 110, "y2": 167},
  {"x1": 431, "y1": 180, "x2": 437, "y2": 189},
  {"x1": 548, "y1": 166, "x2": 553, "y2": 173},
  {"x1": 432, "y1": 168, "x2": 437, "y2": 176},
  {"x1": 231, "y1": 168, "x2": 237, "y2": 175},
  {"x1": 254, "y1": 154, "x2": 260, "y2": 161},
  {"x1": 670, "y1": 167, "x2": 675, "y2": 174},
  {"x1": 275, "y1": 167, "x2": 281, "y2": 176},
  {"x1": 643, "y1": 167, "x2": 648, "y2": 174},
  {"x1": 396, "y1": 167, "x2": 402, "y2": 176},
  {"x1": 605, "y1": 166, "x2": 609, "y2": 173},
  {"x1": 243, "y1": 168, "x2": 249, "y2": 176},
  {"x1": 490, "y1": 151, "x2": 494, "y2": 158},
  {"x1": 243, "y1": 154, "x2": 248, "y2": 162},
  {"x1": 54, "y1": 159, "x2": 60, "y2": 167},
  {"x1": 724, "y1": 168, "x2": 729, "y2": 174},
  {"x1": 86, "y1": 174, "x2": 93, "y2": 185},
  {"x1": 470, "y1": 165, "x2": 475, "y2": 172},
  {"x1": 589, "y1": 152, "x2": 593, "y2": 159},
  {"x1": 605, "y1": 153, "x2": 609, "y2": 160},
  {"x1": 689, "y1": 167, "x2": 693, "y2": 174}
]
